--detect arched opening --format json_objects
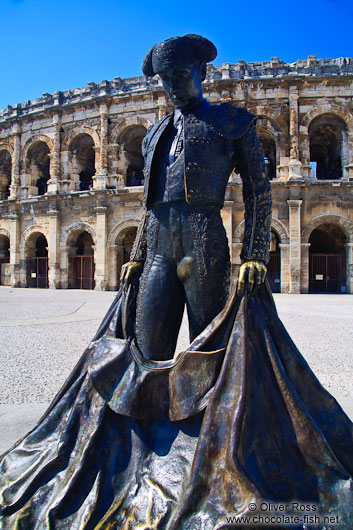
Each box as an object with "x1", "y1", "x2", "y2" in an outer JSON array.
[
  {"x1": 118, "y1": 126, "x2": 146, "y2": 186},
  {"x1": 116, "y1": 227, "x2": 138, "y2": 286},
  {"x1": 68, "y1": 230, "x2": 95, "y2": 289},
  {"x1": 69, "y1": 134, "x2": 95, "y2": 191},
  {"x1": 309, "y1": 114, "x2": 348, "y2": 180},
  {"x1": 26, "y1": 142, "x2": 50, "y2": 195},
  {"x1": 257, "y1": 129, "x2": 276, "y2": 180},
  {"x1": 0, "y1": 150, "x2": 12, "y2": 200},
  {"x1": 267, "y1": 231, "x2": 281, "y2": 292},
  {"x1": 26, "y1": 233, "x2": 49, "y2": 288},
  {"x1": 0, "y1": 234, "x2": 10, "y2": 285},
  {"x1": 309, "y1": 223, "x2": 346, "y2": 293}
]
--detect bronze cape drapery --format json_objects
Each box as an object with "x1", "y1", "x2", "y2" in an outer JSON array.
[{"x1": 0, "y1": 282, "x2": 353, "y2": 529}]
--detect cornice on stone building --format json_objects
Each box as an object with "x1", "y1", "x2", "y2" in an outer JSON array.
[{"x1": 1, "y1": 56, "x2": 352, "y2": 123}]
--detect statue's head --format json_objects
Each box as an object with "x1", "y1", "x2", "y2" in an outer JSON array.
[{"x1": 142, "y1": 34, "x2": 217, "y2": 111}]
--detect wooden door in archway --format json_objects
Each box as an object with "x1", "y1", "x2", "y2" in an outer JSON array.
[
  {"x1": 309, "y1": 254, "x2": 345, "y2": 293},
  {"x1": 70, "y1": 256, "x2": 95, "y2": 290},
  {"x1": 26, "y1": 257, "x2": 49, "y2": 288},
  {"x1": 267, "y1": 252, "x2": 281, "y2": 293}
]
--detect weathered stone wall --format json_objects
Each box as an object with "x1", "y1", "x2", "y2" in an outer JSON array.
[{"x1": 0, "y1": 56, "x2": 352, "y2": 293}]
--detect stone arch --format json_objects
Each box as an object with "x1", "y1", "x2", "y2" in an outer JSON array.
[
  {"x1": 0, "y1": 141, "x2": 14, "y2": 156},
  {"x1": 301, "y1": 102, "x2": 353, "y2": 130},
  {"x1": 22, "y1": 134, "x2": 53, "y2": 160},
  {"x1": 65, "y1": 132, "x2": 97, "y2": 190},
  {"x1": 0, "y1": 148, "x2": 13, "y2": 199},
  {"x1": 0, "y1": 228, "x2": 10, "y2": 240},
  {"x1": 255, "y1": 108, "x2": 285, "y2": 178},
  {"x1": 20, "y1": 225, "x2": 49, "y2": 250},
  {"x1": 302, "y1": 214, "x2": 353, "y2": 244},
  {"x1": 270, "y1": 218, "x2": 290, "y2": 243},
  {"x1": 23, "y1": 136, "x2": 52, "y2": 194},
  {"x1": 62, "y1": 126, "x2": 100, "y2": 151},
  {"x1": 107, "y1": 218, "x2": 140, "y2": 247},
  {"x1": 111, "y1": 119, "x2": 151, "y2": 186},
  {"x1": 254, "y1": 106, "x2": 284, "y2": 133},
  {"x1": 60, "y1": 222, "x2": 97, "y2": 247},
  {"x1": 110, "y1": 117, "x2": 152, "y2": 145},
  {"x1": 304, "y1": 215, "x2": 351, "y2": 294},
  {"x1": 234, "y1": 217, "x2": 289, "y2": 244},
  {"x1": 107, "y1": 218, "x2": 140, "y2": 290},
  {"x1": 19, "y1": 226, "x2": 49, "y2": 288},
  {"x1": 0, "y1": 228, "x2": 10, "y2": 284}
]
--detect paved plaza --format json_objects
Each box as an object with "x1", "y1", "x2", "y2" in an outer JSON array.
[{"x1": 0, "y1": 286, "x2": 352, "y2": 454}]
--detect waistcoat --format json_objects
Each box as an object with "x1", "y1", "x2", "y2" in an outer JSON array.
[{"x1": 142, "y1": 101, "x2": 256, "y2": 208}]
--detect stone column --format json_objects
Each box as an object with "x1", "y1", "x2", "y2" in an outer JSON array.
[
  {"x1": 221, "y1": 201, "x2": 233, "y2": 264},
  {"x1": 93, "y1": 104, "x2": 109, "y2": 189},
  {"x1": 60, "y1": 246, "x2": 70, "y2": 289},
  {"x1": 232, "y1": 242, "x2": 243, "y2": 279},
  {"x1": 95, "y1": 205, "x2": 107, "y2": 290},
  {"x1": 300, "y1": 243, "x2": 311, "y2": 293},
  {"x1": 108, "y1": 244, "x2": 119, "y2": 291},
  {"x1": 278, "y1": 242, "x2": 290, "y2": 293},
  {"x1": 48, "y1": 207, "x2": 60, "y2": 288},
  {"x1": 288, "y1": 87, "x2": 303, "y2": 180},
  {"x1": 9, "y1": 123, "x2": 21, "y2": 199},
  {"x1": 60, "y1": 151, "x2": 75, "y2": 193},
  {"x1": 158, "y1": 101, "x2": 168, "y2": 120},
  {"x1": 287, "y1": 199, "x2": 302, "y2": 293},
  {"x1": 343, "y1": 132, "x2": 353, "y2": 180},
  {"x1": 47, "y1": 114, "x2": 61, "y2": 194},
  {"x1": 345, "y1": 242, "x2": 353, "y2": 294},
  {"x1": 9, "y1": 213, "x2": 20, "y2": 287}
]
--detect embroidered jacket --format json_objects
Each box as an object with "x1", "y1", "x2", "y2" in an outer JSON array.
[{"x1": 131, "y1": 100, "x2": 272, "y2": 264}]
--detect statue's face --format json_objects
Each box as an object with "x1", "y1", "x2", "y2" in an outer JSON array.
[{"x1": 158, "y1": 63, "x2": 204, "y2": 111}]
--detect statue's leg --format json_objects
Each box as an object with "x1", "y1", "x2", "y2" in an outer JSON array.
[
  {"x1": 182, "y1": 205, "x2": 231, "y2": 341},
  {"x1": 136, "y1": 254, "x2": 185, "y2": 361}
]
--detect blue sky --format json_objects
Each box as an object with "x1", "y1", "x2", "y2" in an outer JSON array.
[{"x1": 1, "y1": 0, "x2": 352, "y2": 110}]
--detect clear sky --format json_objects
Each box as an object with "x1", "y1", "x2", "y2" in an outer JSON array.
[{"x1": 1, "y1": 0, "x2": 352, "y2": 110}]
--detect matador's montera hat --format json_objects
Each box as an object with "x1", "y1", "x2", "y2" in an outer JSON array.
[{"x1": 142, "y1": 34, "x2": 217, "y2": 77}]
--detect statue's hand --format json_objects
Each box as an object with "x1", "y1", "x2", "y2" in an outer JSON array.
[
  {"x1": 237, "y1": 260, "x2": 267, "y2": 294},
  {"x1": 120, "y1": 261, "x2": 143, "y2": 287}
]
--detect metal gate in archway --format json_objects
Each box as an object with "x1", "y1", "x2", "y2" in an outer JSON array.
[
  {"x1": 70, "y1": 256, "x2": 95, "y2": 290},
  {"x1": 26, "y1": 257, "x2": 49, "y2": 288},
  {"x1": 309, "y1": 254, "x2": 346, "y2": 293},
  {"x1": 267, "y1": 252, "x2": 281, "y2": 293}
]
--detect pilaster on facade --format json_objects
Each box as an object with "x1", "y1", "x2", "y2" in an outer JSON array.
[
  {"x1": 95, "y1": 205, "x2": 108, "y2": 290},
  {"x1": 48, "y1": 207, "x2": 60, "y2": 289},
  {"x1": 278, "y1": 243, "x2": 290, "y2": 293},
  {"x1": 300, "y1": 243, "x2": 311, "y2": 294},
  {"x1": 0, "y1": 57, "x2": 352, "y2": 293},
  {"x1": 9, "y1": 123, "x2": 21, "y2": 199},
  {"x1": 9, "y1": 213, "x2": 20, "y2": 287},
  {"x1": 47, "y1": 114, "x2": 61, "y2": 195},
  {"x1": 287, "y1": 199, "x2": 303, "y2": 293},
  {"x1": 108, "y1": 244, "x2": 119, "y2": 291},
  {"x1": 93, "y1": 104, "x2": 109, "y2": 190},
  {"x1": 222, "y1": 201, "x2": 233, "y2": 264},
  {"x1": 344, "y1": 242, "x2": 353, "y2": 294},
  {"x1": 288, "y1": 86, "x2": 303, "y2": 181}
]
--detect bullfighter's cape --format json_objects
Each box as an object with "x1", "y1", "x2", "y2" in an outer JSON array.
[{"x1": 0, "y1": 281, "x2": 352, "y2": 529}]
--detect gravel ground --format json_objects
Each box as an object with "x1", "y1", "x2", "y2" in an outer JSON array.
[
  {"x1": 0, "y1": 288, "x2": 116, "y2": 404},
  {"x1": 0, "y1": 287, "x2": 352, "y2": 452},
  {"x1": 0, "y1": 288, "x2": 352, "y2": 403}
]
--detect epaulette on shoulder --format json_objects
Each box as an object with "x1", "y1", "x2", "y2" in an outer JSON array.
[
  {"x1": 142, "y1": 114, "x2": 171, "y2": 156},
  {"x1": 204, "y1": 103, "x2": 256, "y2": 140}
]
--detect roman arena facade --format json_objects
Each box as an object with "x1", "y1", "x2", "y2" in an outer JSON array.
[{"x1": 0, "y1": 56, "x2": 352, "y2": 293}]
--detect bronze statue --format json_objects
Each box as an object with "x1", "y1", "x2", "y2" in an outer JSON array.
[
  {"x1": 0, "y1": 35, "x2": 353, "y2": 530},
  {"x1": 121, "y1": 34, "x2": 270, "y2": 361}
]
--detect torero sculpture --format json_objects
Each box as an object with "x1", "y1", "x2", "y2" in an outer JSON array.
[
  {"x1": 1, "y1": 34, "x2": 352, "y2": 530},
  {"x1": 121, "y1": 34, "x2": 271, "y2": 361}
]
